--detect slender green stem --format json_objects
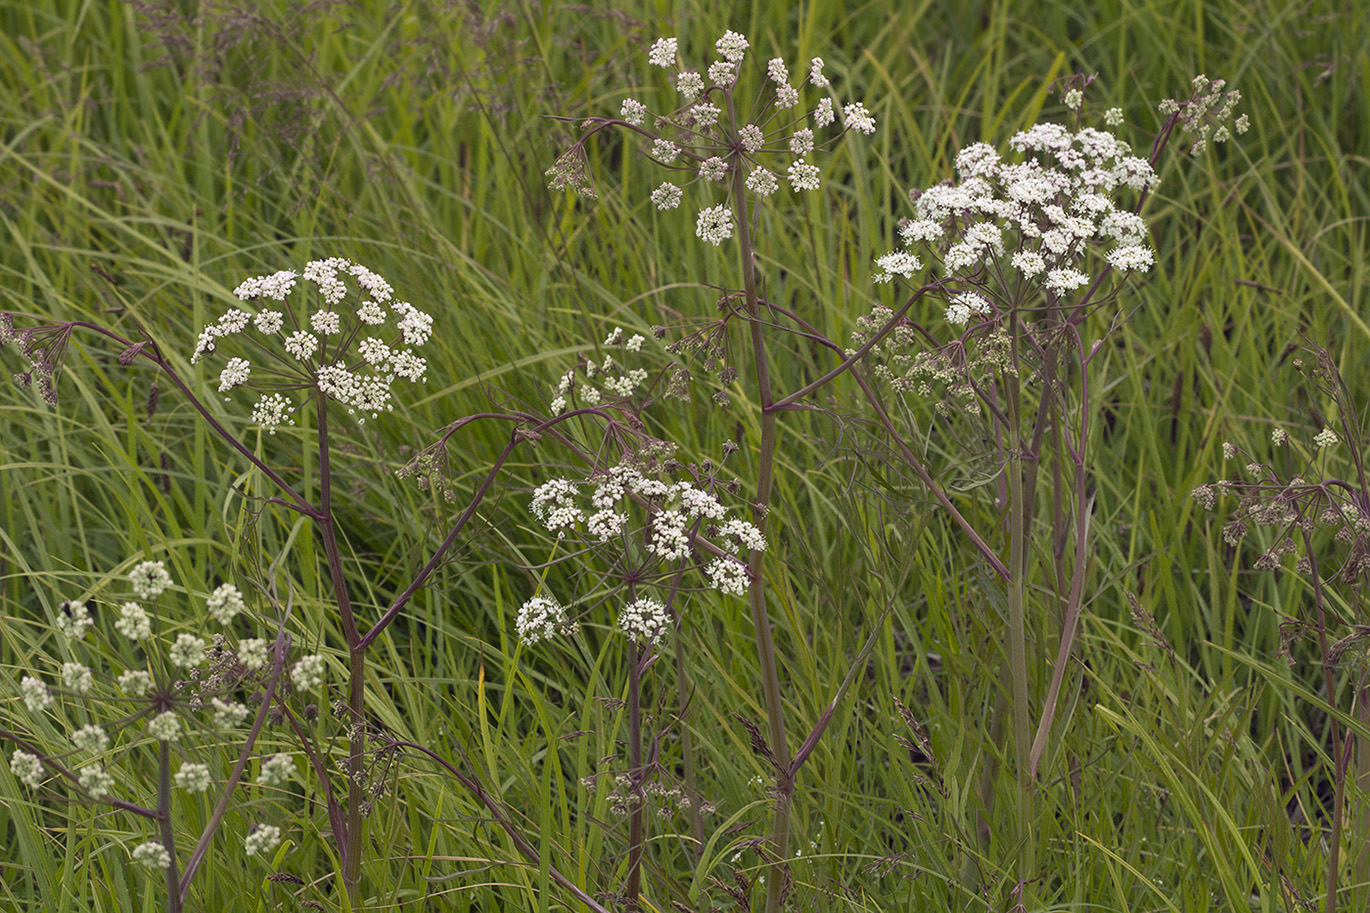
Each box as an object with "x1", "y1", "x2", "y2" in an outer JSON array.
[{"x1": 158, "y1": 741, "x2": 183, "y2": 913}]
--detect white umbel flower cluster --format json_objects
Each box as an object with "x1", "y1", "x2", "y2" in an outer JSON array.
[
  {"x1": 618, "y1": 597, "x2": 672, "y2": 644},
  {"x1": 244, "y1": 824, "x2": 282, "y2": 857},
  {"x1": 516, "y1": 594, "x2": 577, "y2": 644},
  {"x1": 528, "y1": 465, "x2": 765, "y2": 598},
  {"x1": 194, "y1": 259, "x2": 431, "y2": 430},
  {"x1": 546, "y1": 326, "x2": 651, "y2": 414},
  {"x1": 873, "y1": 119, "x2": 1160, "y2": 322},
  {"x1": 132, "y1": 841, "x2": 172, "y2": 870},
  {"x1": 547, "y1": 31, "x2": 876, "y2": 245},
  {"x1": 55, "y1": 600, "x2": 94, "y2": 640}
]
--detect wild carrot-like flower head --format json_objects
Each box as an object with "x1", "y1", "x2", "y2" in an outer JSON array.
[
  {"x1": 872, "y1": 116, "x2": 1160, "y2": 311},
  {"x1": 192, "y1": 259, "x2": 430, "y2": 432},
  {"x1": 546, "y1": 31, "x2": 876, "y2": 243}
]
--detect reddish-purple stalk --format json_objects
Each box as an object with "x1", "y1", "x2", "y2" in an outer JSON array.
[
  {"x1": 177, "y1": 631, "x2": 292, "y2": 900},
  {"x1": 722, "y1": 85, "x2": 793, "y2": 913},
  {"x1": 34, "y1": 321, "x2": 657, "y2": 908}
]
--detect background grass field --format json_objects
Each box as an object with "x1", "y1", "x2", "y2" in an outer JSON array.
[{"x1": 2, "y1": 0, "x2": 1368, "y2": 910}]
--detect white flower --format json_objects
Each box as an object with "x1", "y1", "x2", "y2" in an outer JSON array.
[
  {"x1": 530, "y1": 478, "x2": 583, "y2": 536},
  {"x1": 739, "y1": 124, "x2": 764, "y2": 153},
  {"x1": 257, "y1": 753, "x2": 293, "y2": 786},
  {"x1": 238, "y1": 638, "x2": 270, "y2": 671},
  {"x1": 787, "y1": 161, "x2": 820, "y2": 191},
  {"x1": 1111, "y1": 156, "x2": 1157, "y2": 191},
  {"x1": 61, "y1": 662, "x2": 93, "y2": 693},
  {"x1": 10, "y1": 750, "x2": 43, "y2": 788},
  {"x1": 206, "y1": 583, "x2": 245, "y2": 624},
  {"x1": 900, "y1": 220, "x2": 943, "y2": 244},
  {"x1": 175, "y1": 763, "x2": 212, "y2": 792},
  {"x1": 745, "y1": 169, "x2": 779, "y2": 197},
  {"x1": 244, "y1": 824, "x2": 282, "y2": 857},
  {"x1": 586, "y1": 509, "x2": 628, "y2": 540},
  {"x1": 1011, "y1": 251, "x2": 1046, "y2": 277},
  {"x1": 357, "y1": 300, "x2": 386, "y2": 325},
  {"x1": 349, "y1": 262, "x2": 393, "y2": 301},
  {"x1": 310, "y1": 310, "x2": 342, "y2": 335},
  {"x1": 78, "y1": 765, "x2": 114, "y2": 797},
  {"x1": 695, "y1": 205, "x2": 734, "y2": 246},
  {"x1": 253, "y1": 310, "x2": 284, "y2": 334},
  {"x1": 814, "y1": 98, "x2": 835, "y2": 128},
  {"x1": 874, "y1": 251, "x2": 922, "y2": 283},
  {"x1": 648, "y1": 37, "x2": 677, "y2": 68},
  {"x1": 677, "y1": 71, "x2": 704, "y2": 100},
  {"x1": 719, "y1": 518, "x2": 767, "y2": 552},
  {"x1": 767, "y1": 57, "x2": 787, "y2": 83},
  {"x1": 951, "y1": 292, "x2": 991, "y2": 325},
  {"x1": 293, "y1": 654, "x2": 326, "y2": 691},
  {"x1": 1100, "y1": 210, "x2": 1147, "y2": 241},
  {"x1": 147, "y1": 711, "x2": 181, "y2": 743},
  {"x1": 517, "y1": 594, "x2": 575, "y2": 644},
  {"x1": 809, "y1": 57, "x2": 828, "y2": 87},
  {"x1": 789, "y1": 129, "x2": 815, "y2": 156},
  {"x1": 169, "y1": 634, "x2": 205, "y2": 669},
  {"x1": 620, "y1": 99, "x2": 647, "y2": 126},
  {"x1": 218, "y1": 357, "x2": 251, "y2": 394},
  {"x1": 117, "y1": 669, "x2": 151, "y2": 695},
  {"x1": 699, "y1": 157, "x2": 728, "y2": 182},
  {"x1": 775, "y1": 85, "x2": 799, "y2": 109},
  {"x1": 618, "y1": 598, "x2": 671, "y2": 644},
  {"x1": 651, "y1": 183, "x2": 683, "y2": 210},
  {"x1": 72, "y1": 724, "x2": 108, "y2": 754},
  {"x1": 1063, "y1": 88, "x2": 1083, "y2": 110},
  {"x1": 132, "y1": 842, "x2": 172, "y2": 870},
  {"x1": 955, "y1": 143, "x2": 1000, "y2": 179},
  {"x1": 677, "y1": 483, "x2": 725, "y2": 519},
  {"x1": 115, "y1": 600, "x2": 153, "y2": 636},
  {"x1": 626, "y1": 334, "x2": 645, "y2": 353},
  {"x1": 358, "y1": 337, "x2": 391, "y2": 367},
  {"x1": 302, "y1": 258, "x2": 349, "y2": 305},
  {"x1": 708, "y1": 60, "x2": 733, "y2": 85},
  {"x1": 691, "y1": 102, "x2": 721, "y2": 127},
  {"x1": 234, "y1": 271, "x2": 298, "y2": 302},
  {"x1": 1104, "y1": 107, "x2": 1124, "y2": 126},
  {"x1": 1315, "y1": 428, "x2": 1339, "y2": 449},
  {"x1": 55, "y1": 600, "x2": 94, "y2": 640},
  {"x1": 706, "y1": 558, "x2": 750, "y2": 596},
  {"x1": 648, "y1": 510, "x2": 691, "y2": 560},
  {"x1": 20, "y1": 675, "x2": 51, "y2": 712},
  {"x1": 395, "y1": 303, "x2": 434, "y2": 346},
  {"x1": 1045, "y1": 268, "x2": 1091, "y2": 295},
  {"x1": 211, "y1": 698, "x2": 250, "y2": 729},
  {"x1": 1272, "y1": 427, "x2": 1288, "y2": 445},
  {"x1": 283, "y1": 331, "x2": 317, "y2": 362},
  {"x1": 1106, "y1": 245, "x2": 1156, "y2": 273},
  {"x1": 251, "y1": 393, "x2": 293, "y2": 434},
  {"x1": 843, "y1": 102, "x2": 876, "y2": 134},
  {"x1": 130, "y1": 561, "x2": 173, "y2": 599},
  {"x1": 715, "y1": 30, "x2": 749, "y2": 62},
  {"x1": 190, "y1": 327, "x2": 219, "y2": 364}
]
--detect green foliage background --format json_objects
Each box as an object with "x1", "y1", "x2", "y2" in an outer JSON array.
[{"x1": 1, "y1": 0, "x2": 1367, "y2": 910}]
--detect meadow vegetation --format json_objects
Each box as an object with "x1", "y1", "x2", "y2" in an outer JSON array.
[{"x1": 1, "y1": 1, "x2": 1368, "y2": 911}]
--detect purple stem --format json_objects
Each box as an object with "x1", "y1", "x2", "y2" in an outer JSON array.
[{"x1": 177, "y1": 631, "x2": 291, "y2": 898}]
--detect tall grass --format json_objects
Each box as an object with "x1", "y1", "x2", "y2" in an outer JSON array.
[{"x1": 1, "y1": 0, "x2": 1367, "y2": 909}]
